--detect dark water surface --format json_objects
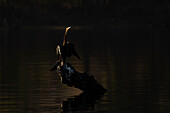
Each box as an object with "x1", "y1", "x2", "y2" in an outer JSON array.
[{"x1": 0, "y1": 26, "x2": 170, "y2": 113}]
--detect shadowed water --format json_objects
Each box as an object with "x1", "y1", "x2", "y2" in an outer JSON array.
[{"x1": 0, "y1": 26, "x2": 170, "y2": 113}]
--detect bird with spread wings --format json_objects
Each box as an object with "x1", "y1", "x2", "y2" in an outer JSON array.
[{"x1": 50, "y1": 27, "x2": 80, "y2": 71}]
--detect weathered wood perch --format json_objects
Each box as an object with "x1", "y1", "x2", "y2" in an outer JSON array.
[{"x1": 50, "y1": 62, "x2": 107, "y2": 93}]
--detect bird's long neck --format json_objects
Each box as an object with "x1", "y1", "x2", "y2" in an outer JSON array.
[
  {"x1": 63, "y1": 27, "x2": 71, "y2": 46},
  {"x1": 63, "y1": 32, "x2": 67, "y2": 46}
]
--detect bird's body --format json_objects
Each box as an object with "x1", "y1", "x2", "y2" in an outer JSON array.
[
  {"x1": 50, "y1": 26, "x2": 80, "y2": 71},
  {"x1": 60, "y1": 42, "x2": 80, "y2": 62},
  {"x1": 56, "y1": 26, "x2": 80, "y2": 62}
]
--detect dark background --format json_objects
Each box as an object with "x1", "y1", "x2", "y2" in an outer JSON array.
[
  {"x1": 0, "y1": 0, "x2": 170, "y2": 27},
  {"x1": 0, "y1": 1, "x2": 170, "y2": 113}
]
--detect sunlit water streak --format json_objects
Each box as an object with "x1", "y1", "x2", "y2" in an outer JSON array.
[{"x1": 0, "y1": 27, "x2": 170, "y2": 113}]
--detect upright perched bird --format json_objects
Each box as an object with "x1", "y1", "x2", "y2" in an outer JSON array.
[
  {"x1": 57, "y1": 26, "x2": 80, "y2": 62},
  {"x1": 50, "y1": 27, "x2": 80, "y2": 71}
]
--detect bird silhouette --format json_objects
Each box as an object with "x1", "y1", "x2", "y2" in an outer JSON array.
[
  {"x1": 57, "y1": 26, "x2": 80, "y2": 62},
  {"x1": 50, "y1": 27, "x2": 80, "y2": 71}
]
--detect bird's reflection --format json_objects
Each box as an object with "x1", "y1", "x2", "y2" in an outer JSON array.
[{"x1": 61, "y1": 92, "x2": 105, "y2": 112}]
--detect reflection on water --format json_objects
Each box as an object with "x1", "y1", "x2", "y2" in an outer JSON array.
[
  {"x1": 0, "y1": 27, "x2": 170, "y2": 113},
  {"x1": 61, "y1": 92, "x2": 104, "y2": 112}
]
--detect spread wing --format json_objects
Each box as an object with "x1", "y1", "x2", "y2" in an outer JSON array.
[
  {"x1": 61, "y1": 42, "x2": 80, "y2": 61},
  {"x1": 68, "y1": 43, "x2": 80, "y2": 59}
]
